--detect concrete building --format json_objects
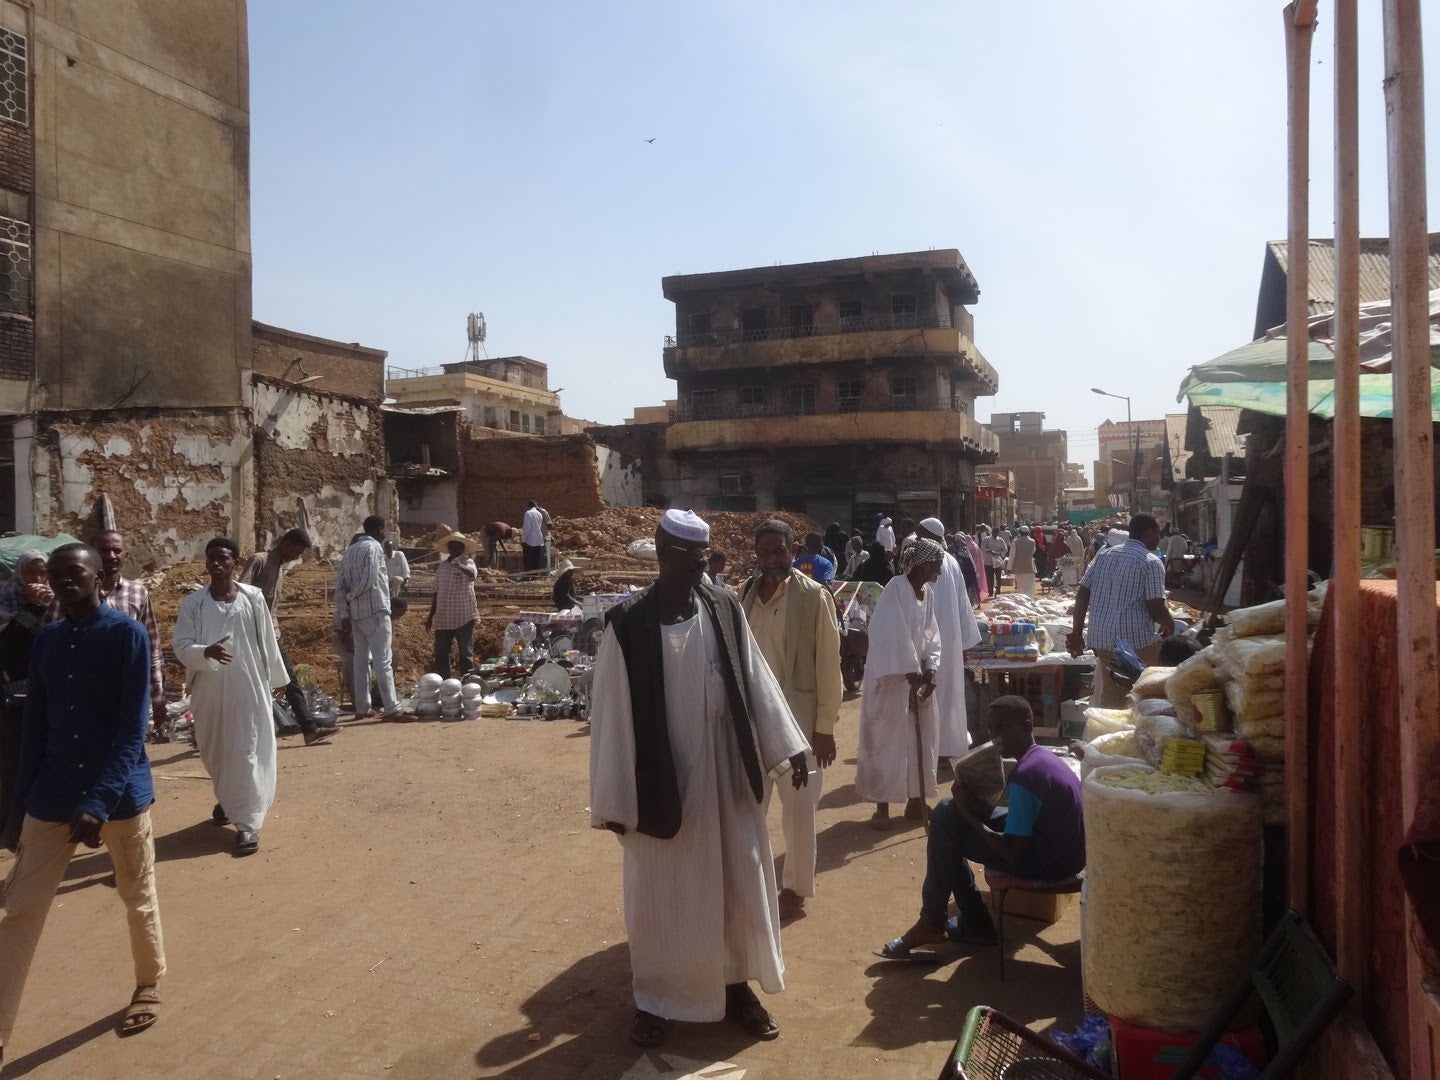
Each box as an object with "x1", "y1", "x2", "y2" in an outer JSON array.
[
  {"x1": 660, "y1": 250, "x2": 999, "y2": 529},
  {"x1": 987, "y1": 411, "x2": 1067, "y2": 521},
  {"x1": 386, "y1": 356, "x2": 568, "y2": 436},
  {"x1": 0, "y1": 0, "x2": 257, "y2": 562},
  {"x1": 1096, "y1": 417, "x2": 1170, "y2": 517}
]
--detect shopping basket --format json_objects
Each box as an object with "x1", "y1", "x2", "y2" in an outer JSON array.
[{"x1": 938, "y1": 1006, "x2": 1111, "y2": 1080}]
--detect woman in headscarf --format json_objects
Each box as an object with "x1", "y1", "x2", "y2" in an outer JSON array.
[
  {"x1": 823, "y1": 523, "x2": 848, "y2": 569},
  {"x1": 856, "y1": 538, "x2": 945, "y2": 829},
  {"x1": 854, "y1": 542, "x2": 894, "y2": 586},
  {"x1": 0, "y1": 551, "x2": 53, "y2": 831}
]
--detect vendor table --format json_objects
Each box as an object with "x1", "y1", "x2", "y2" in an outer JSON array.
[{"x1": 966, "y1": 653, "x2": 1095, "y2": 737}]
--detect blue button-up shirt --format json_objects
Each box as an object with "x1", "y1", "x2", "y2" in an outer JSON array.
[{"x1": 9, "y1": 604, "x2": 154, "y2": 825}]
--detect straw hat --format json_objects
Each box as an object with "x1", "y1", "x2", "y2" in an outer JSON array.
[{"x1": 440, "y1": 533, "x2": 477, "y2": 554}]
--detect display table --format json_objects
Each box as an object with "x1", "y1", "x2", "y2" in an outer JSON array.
[{"x1": 966, "y1": 653, "x2": 1095, "y2": 736}]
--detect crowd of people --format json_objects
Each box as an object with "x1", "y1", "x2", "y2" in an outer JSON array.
[{"x1": 0, "y1": 498, "x2": 1190, "y2": 1060}]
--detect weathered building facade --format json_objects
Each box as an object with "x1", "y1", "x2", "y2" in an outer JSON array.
[
  {"x1": 987, "y1": 411, "x2": 1068, "y2": 521},
  {"x1": 387, "y1": 356, "x2": 567, "y2": 436},
  {"x1": 660, "y1": 250, "x2": 999, "y2": 529},
  {"x1": 0, "y1": 0, "x2": 254, "y2": 563}
]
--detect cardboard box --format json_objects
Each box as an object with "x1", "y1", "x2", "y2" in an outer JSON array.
[{"x1": 984, "y1": 885, "x2": 1077, "y2": 925}]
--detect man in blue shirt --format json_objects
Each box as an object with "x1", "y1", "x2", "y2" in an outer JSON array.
[
  {"x1": 793, "y1": 532, "x2": 836, "y2": 584},
  {"x1": 0, "y1": 544, "x2": 166, "y2": 1056}
]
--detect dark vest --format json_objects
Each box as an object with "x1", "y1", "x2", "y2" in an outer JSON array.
[{"x1": 605, "y1": 583, "x2": 764, "y2": 839}]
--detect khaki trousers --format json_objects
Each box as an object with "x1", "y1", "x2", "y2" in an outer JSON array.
[
  {"x1": 763, "y1": 750, "x2": 824, "y2": 898},
  {"x1": 1092, "y1": 642, "x2": 1163, "y2": 708},
  {"x1": 0, "y1": 810, "x2": 166, "y2": 1045}
]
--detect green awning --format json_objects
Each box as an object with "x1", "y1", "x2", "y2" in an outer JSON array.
[{"x1": 1177, "y1": 336, "x2": 1440, "y2": 420}]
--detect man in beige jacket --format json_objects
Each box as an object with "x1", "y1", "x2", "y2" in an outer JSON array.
[{"x1": 741, "y1": 519, "x2": 844, "y2": 920}]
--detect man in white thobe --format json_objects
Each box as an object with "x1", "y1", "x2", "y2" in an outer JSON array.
[
  {"x1": 856, "y1": 538, "x2": 944, "y2": 829},
  {"x1": 1009, "y1": 526, "x2": 1038, "y2": 596},
  {"x1": 916, "y1": 518, "x2": 982, "y2": 756},
  {"x1": 590, "y1": 509, "x2": 810, "y2": 1049},
  {"x1": 876, "y1": 516, "x2": 896, "y2": 555},
  {"x1": 174, "y1": 538, "x2": 288, "y2": 855}
]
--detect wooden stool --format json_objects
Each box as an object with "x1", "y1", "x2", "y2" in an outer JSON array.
[{"x1": 983, "y1": 867, "x2": 1084, "y2": 980}]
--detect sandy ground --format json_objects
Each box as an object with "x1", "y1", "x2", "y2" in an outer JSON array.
[{"x1": 0, "y1": 699, "x2": 1082, "y2": 1080}]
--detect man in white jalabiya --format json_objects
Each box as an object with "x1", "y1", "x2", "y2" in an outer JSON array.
[
  {"x1": 915, "y1": 518, "x2": 983, "y2": 755},
  {"x1": 590, "y1": 509, "x2": 810, "y2": 1049},
  {"x1": 174, "y1": 537, "x2": 288, "y2": 856},
  {"x1": 1009, "y1": 525, "x2": 1038, "y2": 596},
  {"x1": 857, "y1": 537, "x2": 944, "y2": 830}
]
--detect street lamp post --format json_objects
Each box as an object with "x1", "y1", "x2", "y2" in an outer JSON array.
[{"x1": 1092, "y1": 387, "x2": 1137, "y2": 512}]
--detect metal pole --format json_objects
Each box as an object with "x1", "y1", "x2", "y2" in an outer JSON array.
[
  {"x1": 1282, "y1": 2, "x2": 1313, "y2": 912},
  {"x1": 1330, "y1": 0, "x2": 1364, "y2": 991},
  {"x1": 1128, "y1": 396, "x2": 1137, "y2": 512},
  {"x1": 1381, "y1": 0, "x2": 1437, "y2": 1073}
]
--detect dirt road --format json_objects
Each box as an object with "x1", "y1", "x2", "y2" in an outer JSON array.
[{"x1": 0, "y1": 699, "x2": 1081, "y2": 1080}]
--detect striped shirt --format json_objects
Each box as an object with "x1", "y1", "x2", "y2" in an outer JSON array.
[
  {"x1": 433, "y1": 556, "x2": 479, "y2": 631},
  {"x1": 336, "y1": 536, "x2": 390, "y2": 621},
  {"x1": 1080, "y1": 539, "x2": 1167, "y2": 651}
]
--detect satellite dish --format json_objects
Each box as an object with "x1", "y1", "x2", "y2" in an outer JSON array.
[{"x1": 467, "y1": 312, "x2": 487, "y2": 345}]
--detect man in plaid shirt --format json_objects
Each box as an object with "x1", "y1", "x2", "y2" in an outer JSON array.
[
  {"x1": 426, "y1": 534, "x2": 479, "y2": 679},
  {"x1": 47, "y1": 531, "x2": 166, "y2": 737},
  {"x1": 1067, "y1": 514, "x2": 1175, "y2": 707}
]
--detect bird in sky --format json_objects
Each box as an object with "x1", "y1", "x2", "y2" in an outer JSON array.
[{"x1": 644, "y1": 137, "x2": 656, "y2": 144}]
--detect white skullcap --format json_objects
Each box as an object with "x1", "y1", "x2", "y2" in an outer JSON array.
[
  {"x1": 919, "y1": 516, "x2": 946, "y2": 536},
  {"x1": 660, "y1": 508, "x2": 710, "y2": 543},
  {"x1": 1106, "y1": 528, "x2": 1128, "y2": 547}
]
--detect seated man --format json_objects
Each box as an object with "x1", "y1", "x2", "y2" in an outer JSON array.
[{"x1": 875, "y1": 695, "x2": 1085, "y2": 957}]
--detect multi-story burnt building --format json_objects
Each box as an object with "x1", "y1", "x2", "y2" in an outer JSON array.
[{"x1": 660, "y1": 250, "x2": 998, "y2": 530}]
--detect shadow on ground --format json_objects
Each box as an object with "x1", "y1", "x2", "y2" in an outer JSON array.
[{"x1": 0, "y1": 1010, "x2": 122, "y2": 1078}]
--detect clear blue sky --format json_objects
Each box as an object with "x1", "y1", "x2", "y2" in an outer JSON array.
[{"x1": 250, "y1": 1, "x2": 1440, "y2": 467}]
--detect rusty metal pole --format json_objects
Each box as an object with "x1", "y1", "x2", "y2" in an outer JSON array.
[
  {"x1": 1381, "y1": 1, "x2": 1437, "y2": 1074},
  {"x1": 1282, "y1": 1, "x2": 1315, "y2": 912},
  {"x1": 1330, "y1": 0, "x2": 1364, "y2": 991}
]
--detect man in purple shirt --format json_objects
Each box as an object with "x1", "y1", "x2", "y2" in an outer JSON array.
[{"x1": 875, "y1": 695, "x2": 1084, "y2": 958}]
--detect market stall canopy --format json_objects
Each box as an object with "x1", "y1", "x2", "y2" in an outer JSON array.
[
  {"x1": 0, "y1": 533, "x2": 82, "y2": 575},
  {"x1": 1177, "y1": 290, "x2": 1440, "y2": 420}
]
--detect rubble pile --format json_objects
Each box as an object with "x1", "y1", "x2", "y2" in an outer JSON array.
[{"x1": 550, "y1": 507, "x2": 819, "y2": 571}]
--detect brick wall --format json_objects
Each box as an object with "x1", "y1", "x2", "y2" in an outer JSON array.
[
  {"x1": 0, "y1": 311, "x2": 32, "y2": 377},
  {"x1": 0, "y1": 117, "x2": 30, "y2": 195},
  {"x1": 457, "y1": 430, "x2": 603, "y2": 530}
]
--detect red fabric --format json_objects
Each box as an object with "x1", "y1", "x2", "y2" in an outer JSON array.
[{"x1": 1309, "y1": 580, "x2": 1437, "y2": 1078}]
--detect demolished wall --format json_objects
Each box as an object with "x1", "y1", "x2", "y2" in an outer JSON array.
[
  {"x1": 252, "y1": 378, "x2": 382, "y2": 557},
  {"x1": 30, "y1": 407, "x2": 253, "y2": 569},
  {"x1": 458, "y1": 430, "x2": 605, "y2": 530}
]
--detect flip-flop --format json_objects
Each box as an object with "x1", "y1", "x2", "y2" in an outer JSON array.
[
  {"x1": 381, "y1": 712, "x2": 416, "y2": 724},
  {"x1": 119, "y1": 986, "x2": 161, "y2": 1036},
  {"x1": 629, "y1": 1010, "x2": 667, "y2": 1048},
  {"x1": 871, "y1": 938, "x2": 947, "y2": 963}
]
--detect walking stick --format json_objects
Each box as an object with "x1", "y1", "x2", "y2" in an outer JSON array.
[{"x1": 910, "y1": 685, "x2": 931, "y2": 834}]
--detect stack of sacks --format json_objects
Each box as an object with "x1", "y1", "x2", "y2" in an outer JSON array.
[{"x1": 1205, "y1": 585, "x2": 1326, "y2": 824}]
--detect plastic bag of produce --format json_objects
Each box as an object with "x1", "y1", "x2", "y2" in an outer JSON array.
[
  {"x1": 1131, "y1": 666, "x2": 1177, "y2": 700},
  {"x1": 1083, "y1": 707, "x2": 1134, "y2": 741},
  {"x1": 1211, "y1": 634, "x2": 1288, "y2": 678},
  {"x1": 1225, "y1": 587, "x2": 1327, "y2": 638},
  {"x1": 1081, "y1": 730, "x2": 1148, "y2": 777},
  {"x1": 1224, "y1": 680, "x2": 1285, "y2": 723},
  {"x1": 1135, "y1": 713, "x2": 1187, "y2": 766},
  {"x1": 1246, "y1": 734, "x2": 1285, "y2": 760},
  {"x1": 1166, "y1": 652, "x2": 1221, "y2": 726},
  {"x1": 1135, "y1": 698, "x2": 1178, "y2": 719},
  {"x1": 1082, "y1": 765, "x2": 1262, "y2": 1032},
  {"x1": 1239, "y1": 716, "x2": 1284, "y2": 739}
]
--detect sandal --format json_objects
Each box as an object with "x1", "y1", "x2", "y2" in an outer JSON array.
[
  {"x1": 629, "y1": 1009, "x2": 667, "y2": 1048},
  {"x1": 381, "y1": 712, "x2": 416, "y2": 724},
  {"x1": 871, "y1": 937, "x2": 947, "y2": 963},
  {"x1": 725, "y1": 985, "x2": 780, "y2": 1041},
  {"x1": 235, "y1": 830, "x2": 260, "y2": 855},
  {"x1": 211, "y1": 803, "x2": 229, "y2": 827},
  {"x1": 119, "y1": 985, "x2": 161, "y2": 1036}
]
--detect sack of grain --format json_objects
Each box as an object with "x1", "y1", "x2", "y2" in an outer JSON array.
[
  {"x1": 1081, "y1": 730, "x2": 1148, "y2": 778},
  {"x1": 1082, "y1": 765, "x2": 1262, "y2": 1032}
]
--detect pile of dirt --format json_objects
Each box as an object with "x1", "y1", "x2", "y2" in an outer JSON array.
[{"x1": 550, "y1": 507, "x2": 819, "y2": 572}]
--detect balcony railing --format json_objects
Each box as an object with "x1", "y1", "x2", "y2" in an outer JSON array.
[
  {"x1": 675, "y1": 396, "x2": 976, "y2": 423},
  {"x1": 665, "y1": 312, "x2": 947, "y2": 349}
]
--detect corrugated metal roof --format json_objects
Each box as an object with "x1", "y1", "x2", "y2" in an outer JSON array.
[
  {"x1": 1268, "y1": 235, "x2": 1440, "y2": 316},
  {"x1": 1199, "y1": 406, "x2": 1243, "y2": 458}
]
